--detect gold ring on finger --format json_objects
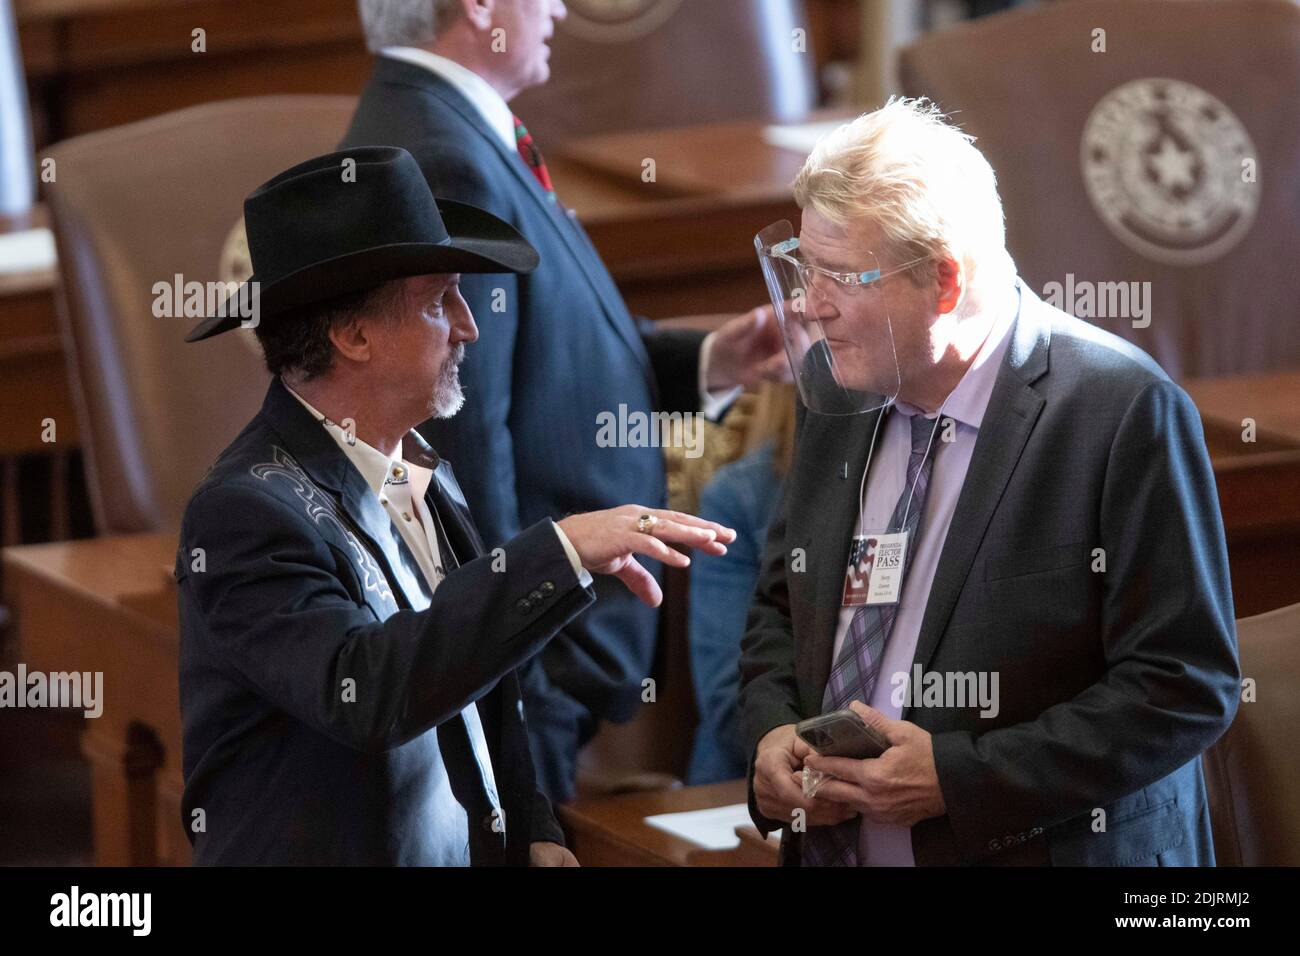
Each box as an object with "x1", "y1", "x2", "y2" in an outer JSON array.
[{"x1": 636, "y1": 513, "x2": 658, "y2": 534}]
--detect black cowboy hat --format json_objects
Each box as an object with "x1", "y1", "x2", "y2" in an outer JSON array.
[{"x1": 185, "y1": 146, "x2": 539, "y2": 342}]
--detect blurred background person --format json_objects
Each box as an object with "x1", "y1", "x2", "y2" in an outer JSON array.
[{"x1": 686, "y1": 382, "x2": 797, "y2": 785}]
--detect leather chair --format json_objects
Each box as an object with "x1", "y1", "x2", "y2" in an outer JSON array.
[
  {"x1": 510, "y1": 0, "x2": 817, "y2": 142},
  {"x1": 43, "y1": 96, "x2": 357, "y2": 534},
  {"x1": 1203, "y1": 601, "x2": 1300, "y2": 866},
  {"x1": 898, "y1": 0, "x2": 1300, "y2": 379}
]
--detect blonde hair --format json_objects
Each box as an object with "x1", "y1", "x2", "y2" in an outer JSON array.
[{"x1": 792, "y1": 97, "x2": 1015, "y2": 309}]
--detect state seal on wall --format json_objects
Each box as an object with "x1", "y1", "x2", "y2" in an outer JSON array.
[
  {"x1": 1080, "y1": 78, "x2": 1259, "y2": 267},
  {"x1": 561, "y1": 0, "x2": 686, "y2": 42}
]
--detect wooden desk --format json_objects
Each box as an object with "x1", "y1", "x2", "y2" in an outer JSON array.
[
  {"x1": 549, "y1": 115, "x2": 843, "y2": 317},
  {"x1": 1187, "y1": 368, "x2": 1300, "y2": 617},
  {"x1": 17, "y1": 0, "x2": 371, "y2": 146},
  {"x1": 1186, "y1": 369, "x2": 1300, "y2": 450},
  {"x1": 560, "y1": 780, "x2": 778, "y2": 867},
  {"x1": 2, "y1": 531, "x2": 186, "y2": 866},
  {"x1": 558, "y1": 116, "x2": 813, "y2": 199}
]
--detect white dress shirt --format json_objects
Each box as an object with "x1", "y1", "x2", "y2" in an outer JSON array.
[
  {"x1": 378, "y1": 47, "x2": 739, "y2": 420},
  {"x1": 285, "y1": 383, "x2": 589, "y2": 578},
  {"x1": 828, "y1": 289, "x2": 1020, "y2": 866},
  {"x1": 285, "y1": 385, "x2": 506, "y2": 817}
]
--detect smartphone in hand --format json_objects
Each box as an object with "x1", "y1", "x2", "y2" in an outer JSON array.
[{"x1": 796, "y1": 709, "x2": 889, "y2": 759}]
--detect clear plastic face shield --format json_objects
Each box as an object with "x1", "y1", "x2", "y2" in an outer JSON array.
[{"x1": 755, "y1": 220, "x2": 926, "y2": 416}]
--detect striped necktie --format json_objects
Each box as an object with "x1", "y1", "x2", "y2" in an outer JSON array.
[
  {"x1": 513, "y1": 114, "x2": 556, "y2": 202},
  {"x1": 802, "y1": 411, "x2": 940, "y2": 867}
]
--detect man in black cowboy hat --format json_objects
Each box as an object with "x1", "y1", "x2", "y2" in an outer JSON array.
[{"x1": 177, "y1": 146, "x2": 734, "y2": 865}]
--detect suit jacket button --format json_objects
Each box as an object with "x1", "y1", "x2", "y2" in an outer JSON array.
[
  {"x1": 988, "y1": 839, "x2": 1001, "y2": 851},
  {"x1": 540, "y1": 581, "x2": 555, "y2": 596},
  {"x1": 528, "y1": 589, "x2": 544, "y2": 604},
  {"x1": 516, "y1": 598, "x2": 532, "y2": 614}
]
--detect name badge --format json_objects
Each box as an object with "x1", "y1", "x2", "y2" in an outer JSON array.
[{"x1": 841, "y1": 531, "x2": 909, "y2": 607}]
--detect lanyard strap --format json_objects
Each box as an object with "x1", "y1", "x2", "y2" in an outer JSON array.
[{"x1": 853, "y1": 399, "x2": 950, "y2": 538}]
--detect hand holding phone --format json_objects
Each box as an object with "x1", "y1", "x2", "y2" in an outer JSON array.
[
  {"x1": 796, "y1": 709, "x2": 890, "y2": 798},
  {"x1": 796, "y1": 709, "x2": 890, "y2": 759}
]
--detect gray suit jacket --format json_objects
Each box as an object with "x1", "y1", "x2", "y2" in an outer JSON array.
[{"x1": 739, "y1": 283, "x2": 1240, "y2": 866}]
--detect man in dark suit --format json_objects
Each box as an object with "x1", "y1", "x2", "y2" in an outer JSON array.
[
  {"x1": 342, "y1": 0, "x2": 785, "y2": 800},
  {"x1": 177, "y1": 146, "x2": 732, "y2": 865},
  {"x1": 740, "y1": 100, "x2": 1240, "y2": 866}
]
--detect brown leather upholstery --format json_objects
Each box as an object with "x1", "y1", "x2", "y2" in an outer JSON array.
[
  {"x1": 1203, "y1": 602, "x2": 1300, "y2": 865},
  {"x1": 898, "y1": 0, "x2": 1300, "y2": 379},
  {"x1": 510, "y1": 0, "x2": 817, "y2": 142},
  {"x1": 43, "y1": 96, "x2": 357, "y2": 534}
]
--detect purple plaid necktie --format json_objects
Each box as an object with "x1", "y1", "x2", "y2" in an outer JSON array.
[{"x1": 802, "y1": 411, "x2": 940, "y2": 867}]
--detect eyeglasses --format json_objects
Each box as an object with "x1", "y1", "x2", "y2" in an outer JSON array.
[{"x1": 766, "y1": 237, "x2": 930, "y2": 294}]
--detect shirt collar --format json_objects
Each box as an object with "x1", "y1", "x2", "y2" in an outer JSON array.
[
  {"x1": 381, "y1": 47, "x2": 517, "y2": 151},
  {"x1": 895, "y1": 284, "x2": 1020, "y2": 430},
  {"x1": 283, "y1": 383, "x2": 407, "y2": 499}
]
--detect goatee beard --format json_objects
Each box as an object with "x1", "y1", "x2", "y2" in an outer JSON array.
[{"x1": 429, "y1": 344, "x2": 466, "y2": 419}]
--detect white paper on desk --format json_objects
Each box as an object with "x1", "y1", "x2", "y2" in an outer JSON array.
[
  {"x1": 644, "y1": 802, "x2": 754, "y2": 850},
  {"x1": 0, "y1": 227, "x2": 56, "y2": 275},
  {"x1": 762, "y1": 120, "x2": 846, "y2": 156}
]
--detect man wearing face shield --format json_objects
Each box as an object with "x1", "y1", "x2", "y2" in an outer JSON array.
[{"x1": 741, "y1": 99, "x2": 1239, "y2": 867}]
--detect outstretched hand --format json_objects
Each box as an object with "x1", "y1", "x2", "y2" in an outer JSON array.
[{"x1": 557, "y1": 505, "x2": 736, "y2": 606}]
